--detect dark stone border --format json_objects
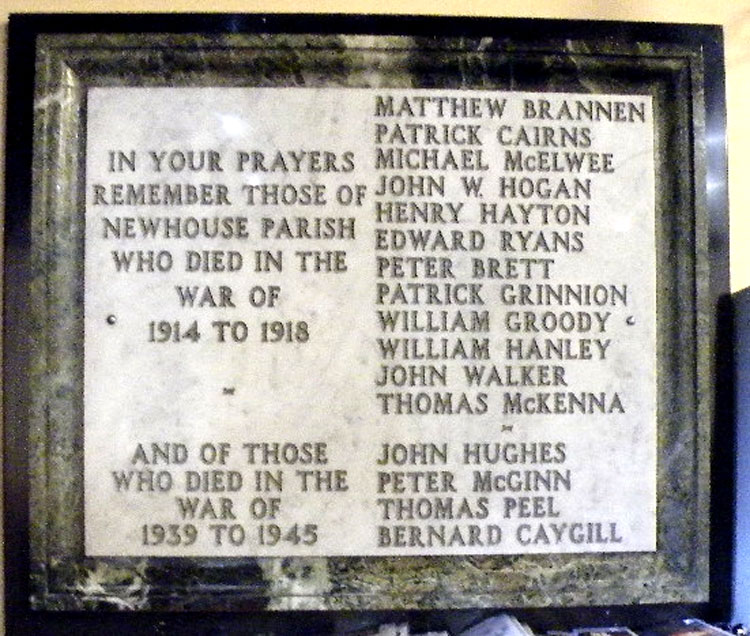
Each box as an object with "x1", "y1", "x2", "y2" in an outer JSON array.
[{"x1": 4, "y1": 13, "x2": 730, "y2": 632}]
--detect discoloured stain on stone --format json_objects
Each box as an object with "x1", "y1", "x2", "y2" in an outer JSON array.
[
  {"x1": 258, "y1": 557, "x2": 333, "y2": 610},
  {"x1": 75, "y1": 560, "x2": 150, "y2": 610}
]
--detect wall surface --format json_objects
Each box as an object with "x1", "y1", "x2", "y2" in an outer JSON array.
[{"x1": 1, "y1": 0, "x2": 749, "y2": 629}]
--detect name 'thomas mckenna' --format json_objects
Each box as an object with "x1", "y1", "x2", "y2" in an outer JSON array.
[{"x1": 374, "y1": 390, "x2": 624, "y2": 415}]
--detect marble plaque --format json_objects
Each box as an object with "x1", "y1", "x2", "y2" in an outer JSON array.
[
  {"x1": 13, "y1": 27, "x2": 718, "y2": 612},
  {"x1": 84, "y1": 87, "x2": 656, "y2": 558}
]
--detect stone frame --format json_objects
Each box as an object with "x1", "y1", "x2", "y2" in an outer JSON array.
[{"x1": 3, "y1": 13, "x2": 729, "y2": 623}]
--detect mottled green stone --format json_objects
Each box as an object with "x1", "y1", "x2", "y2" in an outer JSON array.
[{"x1": 28, "y1": 32, "x2": 711, "y2": 611}]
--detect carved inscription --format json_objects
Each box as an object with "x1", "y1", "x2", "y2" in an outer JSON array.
[{"x1": 84, "y1": 88, "x2": 656, "y2": 556}]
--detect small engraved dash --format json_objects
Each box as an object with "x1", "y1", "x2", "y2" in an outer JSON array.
[{"x1": 223, "y1": 387, "x2": 235, "y2": 395}]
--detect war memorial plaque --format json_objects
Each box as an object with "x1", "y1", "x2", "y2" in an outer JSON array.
[
  {"x1": 85, "y1": 87, "x2": 656, "y2": 558},
  {"x1": 4, "y1": 15, "x2": 727, "y2": 618}
]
